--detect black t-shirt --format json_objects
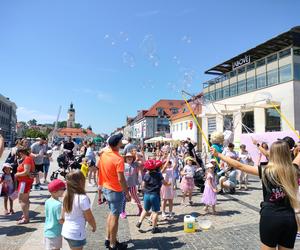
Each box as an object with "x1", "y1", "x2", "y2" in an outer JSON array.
[
  {"x1": 143, "y1": 170, "x2": 164, "y2": 194},
  {"x1": 258, "y1": 165, "x2": 293, "y2": 210},
  {"x1": 64, "y1": 142, "x2": 75, "y2": 158}
]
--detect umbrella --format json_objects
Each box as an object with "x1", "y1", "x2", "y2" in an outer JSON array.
[{"x1": 144, "y1": 136, "x2": 174, "y2": 143}]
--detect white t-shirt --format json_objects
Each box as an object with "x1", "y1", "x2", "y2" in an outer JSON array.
[
  {"x1": 62, "y1": 194, "x2": 90, "y2": 240},
  {"x1": 183, "y1": 165, "x2": 196, "y2": 178}
]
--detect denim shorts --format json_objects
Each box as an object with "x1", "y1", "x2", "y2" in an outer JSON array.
[
  {"x1": 143, "y1": 193, "x2": 160, "y2": 212},
  {"x1": 102, "y1": 187, "x2": 123, "y2": 216},
  {"x1": 43, "y1": 163, "x2": 50, "y2": 173},
  {"x1": 64, "y1": 238, "x2": 86, "y2": 248}
]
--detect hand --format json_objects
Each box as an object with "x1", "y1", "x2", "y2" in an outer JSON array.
[
  {"x1": 125, "y1": 192, "x2": 131, "y2": 202},
  {"x1": 210, "y1": 147, "x2": 218, "y2": 157},
  {"x1": 213, "y1": 188, "x2": 218, "y2": 193},
  {"x1": 59, "y1": 218, "x2": 64, "y2": 224},
  {"x1": 251, "y1": 137, "x2": 258, "y2": 146}
]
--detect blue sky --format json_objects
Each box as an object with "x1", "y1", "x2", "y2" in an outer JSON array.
[{"x1": 0, "y1": 0, "x2": 299, "y2": 134}]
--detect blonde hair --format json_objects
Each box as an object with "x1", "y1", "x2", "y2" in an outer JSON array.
[
  {"x1": 63, "y1": 170, "x2": 86, "y2": 213},
  {"x1": 263, "y1": 141, "x2": 299, "y2": 210}
]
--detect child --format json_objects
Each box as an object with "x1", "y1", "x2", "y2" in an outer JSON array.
[
  {"x1": 201, "y1": 163, "x2": 218, "y2": 214},
  {"x1": 0, "y1": 163, "x2": 15, "y2": 215},
  {"x1": 136, "y1": 159, "x2": 170, "y2": 234},
  {"x1": 161, "y1": 157, "x2": 176, "y2": 220},
  {"x1": 44, "y1": 179, "x2": 66, "y2": 250},
  {"x1": 80, "y1": 158, "x2": 89, "y2": 178},
  {"x1": 180, "y1": 156, "x2": 199, "y2": 206},
  {"x1": 61, "y1": 170, "x2": 96, "y2": 250},
  {"x1": 120, "y1": 153, "x2": 143, "y2": 219},
  {"x1": 237, "y1": 144, "x2": 253, "y2": 190}
]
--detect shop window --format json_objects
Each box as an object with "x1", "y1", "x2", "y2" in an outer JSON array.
[
  {"x1": 223, "y1": 86, "x2": 230, "y2": 98},
  {"x1": 279, "y1": 64, "x2": 292, "y2": 83},
  {"x1": 294, "y1": 63, "x2": 300, "y2": 80},
  {"x1": 279, "y1": 48, "x2": 291, "y2": 59},
  {"x1": 223, "y1": 114, "x2": 233, "y2": 131},
  {"x1": 267, "y1": 54, "x2": 278, "y2": 64},
  {"x1": 265, "y1": 107, "x2": 281, "y2": 132},
  {"x1": 208, "y1": 117, "x2": 216, "y2": 134},
  {"x1": 242, "y1": 111, "x2": 254, "y2": 133},
  {"x1": 237, "y1": 80, "x2": 246, "y2": 94},
  {"x1": 267, "y1": 68, "x2": 278, "y2": 86},
  {"x1": 256, "y1": 58, "x2": 266, "y2": 68},
  {"x1": 230, "y1": 83, "x2": 237, "y2": 97},
  {"x1": 246, "y1": 77, "x2": 256, "y2": 91},
  {"x1": 256, "y1": 73, "x2": 267, "y2": 89}
]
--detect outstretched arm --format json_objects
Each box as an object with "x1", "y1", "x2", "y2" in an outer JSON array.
[
  {"x1": 252, "y1": 138, "x2": 269, "y2": 158},
  {"x1": 211, "y1": 148, "x2": 259, "y2": 176}
]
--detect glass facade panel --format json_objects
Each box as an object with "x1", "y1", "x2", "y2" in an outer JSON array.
[
  {"x1": 230, "y1": 83, "x2": 237, "y2": 96},
  {"x1": 230, "y1": 70, "x2": 236, "y2": 78},
  {"x1": 265, "y1": 107, "x2": 281, "y2": 132},
  {"x1": 294, "y1": 48, "x2": 300, "y2": 56},
  {"x1": 204, "y1": 93, "x2": 210, "y2": 102},
  {"x1": 237, "y1": 80, "x2": 246, "y2": 94},
  {"x1": 246, "y1": 63, "x2": 255, "y2": 71},
  {"x1": 238, "y1": 66, "x2": 245, "y2": 74},
  {"x1": 279, "y1": 48, "x2": 291, "y2": 59},
  {"x1": 223, "y1": 86, "x2": 230, "y2": 98},
  {"x1": 209, "y1": 91, "x2": 216, "y2": 101},
  {"x1": 295, "y1": 63, "x2": 300, "y2": 80},
  {"x1": 279, "y1": 64, "x2": 292, "y2": 83},
  {"x1": 267, "y1": 54, "x2": 278, "y2": 63},
  {"x1": 256, "y1": 73, "x2": 267, "y2": 88},
  {"x1": 246, "y1": 77, "x2": 256, "y2": 91},
  {"x1": 242, "y1": 111, "x2": 254, "y2": 133},
  {"x1": 267, "y1": 68, "x2": 278, "y2": 86},
  {"x1": 256, "y1": 58, "x2": 266, "y2": 68},
  {"x1": 215, "y1": 88, "x2": 223, "y2": 100},
  {"x1": 223, "y1": 115, "x2": 233, "y2": 131}
]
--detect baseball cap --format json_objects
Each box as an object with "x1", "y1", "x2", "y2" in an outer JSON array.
[
  {"x1": 278, "y1": 136, "x2": 295, "y2": 150},
  {"x1": 48, "y1": 179, "x2": 66, "y2": 193},
  {"x1": 108, "y1": 133, "x2": 123, "y2": 147}
]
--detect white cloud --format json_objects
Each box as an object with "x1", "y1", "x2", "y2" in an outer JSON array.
[
  {"x1": 17, "y1": 107, "x2": 56, "y2": 123},
  {"x1": 136, "y1": 10, "x2": 160, "y2": 17}
]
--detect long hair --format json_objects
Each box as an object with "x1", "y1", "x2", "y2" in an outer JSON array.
[
  {"x1": 63, "y1": 170, "x2": 86, "y2": 213},
  {"x1": 263, "y1": 141, "x2": 299, "y2": 210}
]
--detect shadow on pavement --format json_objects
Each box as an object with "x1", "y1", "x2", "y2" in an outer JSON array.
[
  {"x1": 0, "y1": 225, "x2": 37, "y2": 236},
  {"x1": 127, "y1": 236, "x2": 185, "y2": 249}
]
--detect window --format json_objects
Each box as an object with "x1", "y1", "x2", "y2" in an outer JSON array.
[
  {"x1": 267, "y1": 68, "x2": 278, "y2": 86},
  {"x1": 230, "y1": 83, "x2": 237, "y2": 96},
  {"x1": 238, "y1": 66, "x2": 245, "y2": 75},
  {"x1": 185, "y1": 122, "x2": 188, "y2": 130},
  {"x1": 279, "y1": 64, "x2": 292, "y2": 83},
  {"x1": 246, "y1": 63, "x2": 255, "y2": 71},
  {"x1": 247, "y1": 77, "x2": 256, "y2": 91},
  {"x1": 265, "y1": 107, "x2": 281, "y2": 132},
  {"x1": 267, "y1": 54, "x2": 278, "y2": 64},
  {"x1": 295, "y1": 63, "x2": 300, "y2": 80},
  {"x1": 215, "y1": 88, "x2": 223, "y2": 100},
  {"x1": 204, "y1": 93, "x2": 210, "y2": 102},
  {"x1": 180, "y1": 123, "x2": 183, "y2": 131},
  {"x1": 223, "y1": 86, "x2": 230, "y2": 98},
  {"x1": 170, "y1": 108, "x2": 178, "y2": 114},
  {"x1": 176, "y1": 124, "x2": 178, "y2": 131},
  {"x1": 256, "y1": 73, "x2": 267, "y2": 89},
  {"x1": 209, "y1": 91, "x2": 215, "y2": 101},
  {"x1": 237, "y1": 80, "x2": 246, "y2": 94},
  {"x1": 256, "y1": 58, "x2": 266, "y2": 68},
  {"x1": 294, "y1": 48, "x2": 300, "y2": 56},
  {"x1": 157, "y1": 107, "x2": 164, "y2": 117},
  {"x1": 279, "y1": 48, "x2": 291, "y2": 59},
  {"x1": 208, "y1": 117, "x2": 216, "y2": 134},
  {"x1": 223, "y1": 115, "x2": 233, "y2": 131},
  {"x1": 230, "y1": 70, "x2": 236, "y2": 78},
  {"x1": 242, "y1": 111, "x2": 254, "y2": 133}
]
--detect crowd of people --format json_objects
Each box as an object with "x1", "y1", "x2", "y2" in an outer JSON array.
[{"x1": 1, "y1": 132, "x2": 300, "y2": 250}]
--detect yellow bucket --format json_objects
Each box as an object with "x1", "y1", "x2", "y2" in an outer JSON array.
[{"x1": 184, "y1": 215, "x2": 196, "y2": 233}]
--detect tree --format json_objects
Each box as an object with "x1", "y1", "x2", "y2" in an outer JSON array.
[
  {"x1": 24, "y1": 128, "x2": 47, "y2": 138},
  {"x1": 56, "y1": 121, "x2": 67, "y2": 128},
  {"x1": 27, "y1": 119, "x2": 37, "y2": 126},
  {"x1": 87, "y1": 125, "x2": 92, "y2": 131},
  {"x1": 74, "y1": 123, "x2": 82, "y2": 128}
]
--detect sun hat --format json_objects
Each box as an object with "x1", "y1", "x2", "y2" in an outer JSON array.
[
  {"x1": 2, "y1": 163, "x2": 12, "y2": 169},
  {"x1": 210, "y1": 158, "x2": 217, "y2": 163},
  {"x1": 144, "y1": 159, "x2": 163, "y2": 170},
  {"x1": 48, "y1": 179, "x2": 66, "y2": 193},
  {"x1": 205, "y1": 163, "x2": 215, "y2": 169},
  {"x1": 125, "y1": 152, "x2": 134, "y2": 158},
  {"x1": 184, "y1": 156, "x2": 195, "y2": 164}
]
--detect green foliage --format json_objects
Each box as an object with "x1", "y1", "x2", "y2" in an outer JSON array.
[
  {"x1": 74, "y1": 123, "x2": 82, "y2": 128},
  {"x1": 27, "y1": 119, "x2": 37, "y2": 126},
  {"x1": 24, "y1": 128, "x2": 47, "y2": 138}
]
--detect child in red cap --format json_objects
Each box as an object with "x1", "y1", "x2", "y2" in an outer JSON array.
[{"x1": 44, "y1": 179, "x2": 65, "y2": 250}]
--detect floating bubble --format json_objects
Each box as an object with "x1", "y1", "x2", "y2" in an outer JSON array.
[
  {"x1": 140, "y1": 34, "x2": 156, "y2": 56},
  {"x1": 119, "y1": 31, "x2": 129, "y2": 42},
  {"x1": 180, "y1": 68, "x2": 195, "y2": 92},
  {"x1": 142, "y1": 80, "x2": 155, "y2": 90},
  {"x1": 181, "y1": 35, "x2": 192, "y2": 44},
  {"x1": 148, "y1": 53, "x2": 160, "y2": 67},
  {"x1": 173, "y1": 56, "x2": 181, "y2": 65},
  {"x1": 122, "y1": 52, "x2": 135, "y2": 68},
  {"x1": 104, "y1": 34, "x2": 117, "y2": 46}
]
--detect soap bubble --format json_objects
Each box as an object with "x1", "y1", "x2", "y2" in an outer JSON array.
[
  {"x1": 173, "y1": 56, "x2": 181, "y2": 65},
  {"x1": 140, "y1": 34, "x2": 156, "y2": 56},
  {"x1": 122, "y1": 52, "x2": 135, "y2": 68},
  {"x1": 142, "y1": 80, "x2": 155, "y2": 89},
  {"x1": 104, "y1": 34, "x2": 117, "y2": 46},
  {"x1": 181, "y1": 35, "x2": 192, "y2": 44},
  {"x1": 119, "y1": 31, "x2": 129, "y2": 42},
  {"x1": 148, "y1": 53, "x2": 160, "y2": 67}
]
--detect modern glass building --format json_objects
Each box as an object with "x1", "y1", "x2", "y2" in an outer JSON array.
[{"x1": 202, "y1": 26, "x2": 300, "y2": 141}]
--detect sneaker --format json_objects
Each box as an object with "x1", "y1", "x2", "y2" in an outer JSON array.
[
  {"x1": 168, "y1": 212, "x2": 175, "y2": 219},
  {"x1": 109, "y1": 242, "x2": 128, "y2": 250},
  {"x1": 120, "y1": 212, "x2": 127, "y2": 219},
  {"x1": 136, "y1": 221, "x2": 142, "y2": 229},
  {"x1": 189, "y1": 201, "x2": 193, "y2": 206},
  {"x1": 296, "y1": 232, "x2": 300, "y2": 240},
  {"x1": 151, "y1": 227, "x2": 161, "y2": 234},
  {"x1": 162, "y1": 212, "x2": 168, "y2": 220},
  {"x1": 218, "y1": 189, "x2": 224, "y2": 195},
  {"x1": 105, "y1": 239, "x2": 110, "y2": 248}
]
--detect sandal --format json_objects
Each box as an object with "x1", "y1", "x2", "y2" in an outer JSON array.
[
  {"x1": 17, "y1": 218, "x2": 29, "y2": 225},
  {"x1": 17, "y1": 215, "x2": 25, "y2": 221},
  {"x1": 9, "y1": 209, "x2": 15, "y2": 215}
]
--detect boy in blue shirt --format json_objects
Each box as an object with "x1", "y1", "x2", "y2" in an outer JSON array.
[{"x1": 44, "y1": 179, "x2": 65, "y2": 250}]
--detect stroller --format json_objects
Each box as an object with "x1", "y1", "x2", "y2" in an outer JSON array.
[{"x1": 50, "y1": 152, "x2": 82, "y2": 181}]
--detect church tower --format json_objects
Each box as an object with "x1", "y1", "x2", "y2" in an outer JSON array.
[{"x1": 67, "y1": 103, "x2": 75, "y2": 128}]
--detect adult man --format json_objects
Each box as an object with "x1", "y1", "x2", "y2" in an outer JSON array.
[
  {"x1": 63, "y1": 136, "x2": 75, "y2": 159},
  {"x1": 99, "y1": 133, "x2": 130, "y2": 250},
  {"x1": 30, "y1": 137, "x2": 46, "y2": 190},
  {"x1": 123, "y1": 137, "x2": 136, "y2": 155}
]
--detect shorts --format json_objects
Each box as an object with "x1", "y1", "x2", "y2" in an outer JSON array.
[
  {"x1": 260, "y1": 204, "x2": 297, "y2": 248},
  {"x1": 224, "y1": 180, "x2": 236, "y2": 189},
  {"x1": 143, "y1": 193, "x2": 160, "y2": 212},
  {"x1": 35, "y1": 164, "x2": 44, "y2": 173},
  {"x1": 43, "y1": 163, "x2": 50, "y2": 173},
  {"x1": 18, "y1": 180, "x2": 33, "y2": 194},
  {"x1": 102, "y1": 187, "x2": 123, "y2": 216},
  {"x1": 64, "y1": 238, "x2": 86, "y2": 248},
  {"x1": 44, "y1": 236, "x2": 62, "y2": 250}
]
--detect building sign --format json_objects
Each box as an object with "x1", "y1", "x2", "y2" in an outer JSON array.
[{"x1": 232, "y1": 55, "x2": 251, "y2": 70}]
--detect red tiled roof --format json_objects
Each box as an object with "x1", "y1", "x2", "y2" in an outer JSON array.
[
  {"x1": 144, "y1": 100, "x2": 185, "y2": 117},
  {"x1": 57, "y1": 128, "x2": 96, "y2": 137}
]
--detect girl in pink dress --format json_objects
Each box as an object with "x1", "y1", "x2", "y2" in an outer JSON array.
[
  {"x1": 161, "y1": 158, "x2": 176, "y2": 220},
  {"x1": 201, "y1": 163, "x2": 218, "y2": 214}
]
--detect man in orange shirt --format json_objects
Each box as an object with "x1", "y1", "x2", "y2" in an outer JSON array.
[{"x1": 98, "y1": 133, "x2": 130, "y2": 250}]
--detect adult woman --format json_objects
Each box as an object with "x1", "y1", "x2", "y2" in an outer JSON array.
[
  {"x1": 86, "y1": 142, "x2": 97, "y2": 186},
  {"x1": 15, "y1": 147, "x2": 35, "y2": 224},
  {"x1": 211, "y1": 140, "x2": 300, "y2": 250},
  {"x1": 257, "y1": 142, "x2": 269, "y2": 166}
]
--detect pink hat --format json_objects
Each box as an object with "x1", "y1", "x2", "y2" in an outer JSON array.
[
  {"x1": 2, "y1": 163, "x2": 12, "y2": 169},
  {"x1": 48, "y1": 179, "x2": 66, "y2": 193}
]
